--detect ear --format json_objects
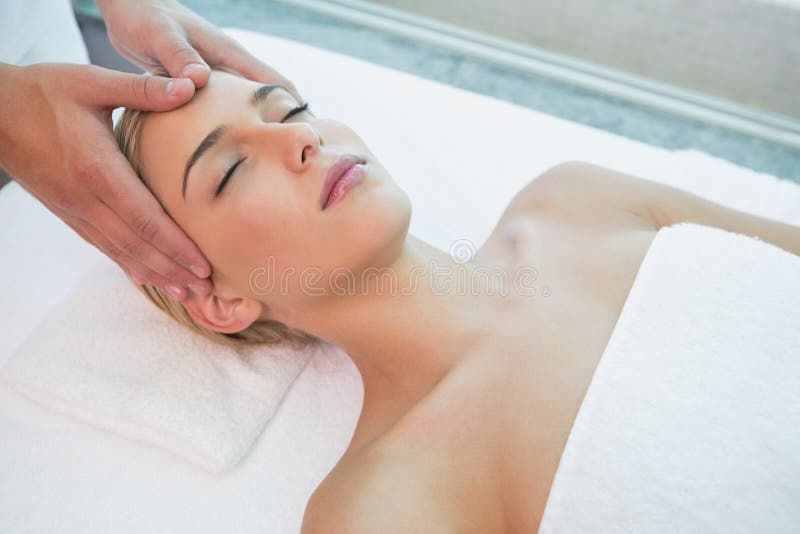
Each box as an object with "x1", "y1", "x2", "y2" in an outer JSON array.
[{"x1": 181, "y1": 290, "x2": 264, "y2": 335}]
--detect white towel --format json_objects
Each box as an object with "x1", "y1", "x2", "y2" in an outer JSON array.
[
  {"x1": 539, "y1": 223, "x2": 800, "y2": 533},
  {"x1": 0, "y1": 263, "x2": 316, "y2": 474}
]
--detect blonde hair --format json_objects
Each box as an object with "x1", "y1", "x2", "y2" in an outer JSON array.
[{"x1": 113, "y1": 71, "x2": 317, "y2": 349}]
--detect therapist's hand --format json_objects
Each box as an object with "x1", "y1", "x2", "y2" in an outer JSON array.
[
  {"x1": 0, "y1": 62, "x2": 212, "y2": 301},
  {"x1": 96, "y1": 0, "x2": 304, "y2": 101}
]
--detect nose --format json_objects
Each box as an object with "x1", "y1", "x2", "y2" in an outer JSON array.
[
  {"x1": 281, "y1": 123, "x2": 323, "y2": 173},
  {"x1": 300, "y1": 126, "x2": 324, "y2": 165},
  {"x1": 248, "y1": 121, "x2": 324, "y2": 177},
  {"x1": 246, "y1": 121, "x2": 323, "y2": 171}
]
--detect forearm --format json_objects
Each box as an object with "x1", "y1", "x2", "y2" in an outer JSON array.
[
  {"x1": 557, "y1": 161, "x2": 800, "y2": 258},
  {"x1": 651, "y1": 183, "x2": 800, "y2": 257},
  {"x1": 0, "y1": 62, "x2": 32, "y2": 174},
  {"x1": 0, "y1": 62, "x2": 19, "y2": 161}
]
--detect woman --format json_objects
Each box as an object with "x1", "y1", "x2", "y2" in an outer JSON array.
[{"x1": 114, "y1": 70, "x2": 799, "y2": 533}]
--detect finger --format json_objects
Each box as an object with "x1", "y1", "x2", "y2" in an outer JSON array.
[
  {"x1": 29, "y1": 178, "x2": 200, "y2": 301},
  {"x1": 81, "y1": 210, "x2": 192, "y2": 301},
  {"x1": 90, "y1": 68, "x2": 196, "y2": 111},
  {"x1": 98, "y1": 147, "x2": 213, "y2": 281},
  {"x1": 154, "y1": 31, "x2": 211, "y2": 88},
  {"x1": 115, "y1": 254, "x2": 188, "y2": 301},
  {"x1": 61, "y1": 213, "x2": 106, "y2": 255},
  {"x1": 87, "y1": 199, "x2": 212, "y2": 298},
  {"x1": 127, "y1": 261, "x2": 189, "y2": 300},
  {"x1": 62, "y1": 216, "x2": 147, "y2": 286},
  {"x1": 198, "y1": 35, "x2": 305, "y2": 102},
  {"x1": 54, "y1": 210, "x2": 148, "y2": 284}
]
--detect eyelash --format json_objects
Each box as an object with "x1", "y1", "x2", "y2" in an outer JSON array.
[{"x1": 215, "y1": 102, "x2": 311, "y2": 197}]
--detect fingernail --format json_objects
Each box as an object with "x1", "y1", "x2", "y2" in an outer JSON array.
[
  {"x1": 189, "y1": 264, "x2": 209, "y2": 278},
  {"x1": 182, "y1": 63, "x2": 209, "y2": 77},
  {"x1": 165, "y1": 284, "x2": 184, "y2": 300}
]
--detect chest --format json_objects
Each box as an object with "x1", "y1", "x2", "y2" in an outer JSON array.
[
  {"x1": 342, "y1": 218, "x2": 660, "y2": 532},
  {"x1": 493, "y1": 221, "x2": 660, "y2": 531},
  {"x1": 401, "y1": 220, "x2": 659, "y2": 532}
]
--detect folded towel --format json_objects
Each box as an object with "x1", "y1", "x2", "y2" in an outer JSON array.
[
  {"x1": 0, "y1": 262, "x2": 316, "y2": 474},
  {"x1": 540, "y1": 222, "x2": 800, "y2": 533}
]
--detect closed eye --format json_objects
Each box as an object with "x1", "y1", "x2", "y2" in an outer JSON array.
[
  {"x1": 216, "y1": 157, "x2": 246, "y2": 197},
  {"x1": 283, "y1": 101, "x2": 311, "y2": 120},
  {"x1": 214, "y1": 102, "x2": 313, "y2": 197}
]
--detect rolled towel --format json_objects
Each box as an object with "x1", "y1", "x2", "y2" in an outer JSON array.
[{"x1": 0, "y1": 262, "x2": 317, "y2": 474}]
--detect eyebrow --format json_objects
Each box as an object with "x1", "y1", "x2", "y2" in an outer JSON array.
[{"x1": 181, "y1": 84, "x2": 289, "y2": 199}]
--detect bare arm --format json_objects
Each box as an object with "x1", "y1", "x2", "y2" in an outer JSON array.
[{"x1": 538, "y1": 162, "x2": 800, "y2": 256}]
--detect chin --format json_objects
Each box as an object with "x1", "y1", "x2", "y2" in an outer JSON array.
[{"x1": 339, "y1": 182, "x2": 412, "y2": 272}]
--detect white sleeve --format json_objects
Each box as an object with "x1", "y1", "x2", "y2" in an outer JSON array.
[{"x1": 0, "y1": 0, "x2": 88, "y2": 65}]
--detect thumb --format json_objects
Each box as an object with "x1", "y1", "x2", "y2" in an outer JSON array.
[
  {"x1": 155, "y1": 33, "x2": 211, "y2": 88},
  {"x1": 95, "y1": 70, "x2": 196, "y2": 111}
]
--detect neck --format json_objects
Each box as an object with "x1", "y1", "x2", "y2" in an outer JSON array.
[{"x1": 283, "y1": 236, "x2": 493, "y2": 418}]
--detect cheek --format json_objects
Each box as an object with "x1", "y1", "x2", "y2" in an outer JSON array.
[
  {"x1": 227, "y1": 193, "x2": 311, "y2": 276},
  {"x1": 187, "y1": 198, "x2": 290, "y2": 290}
]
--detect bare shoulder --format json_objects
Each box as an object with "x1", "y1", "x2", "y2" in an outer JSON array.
[
  {"x1": 477, "y1": 161, "x2": 655, "y2": 260},
  {"x1": 492, "y1": 161, "x2": 659, "y2": 229},
  {"x1": 519, "y1": 161, "x2": 659, "y2": 225},
  {"x1": 527, "y1": 161, "x2": 800, "y2": 256},
  {"x1": 521, "y1": 159, "x2": 760, "y2": 227},
  {"x1": 301, "y1": 446, "x2": 488, "y2": 534}
]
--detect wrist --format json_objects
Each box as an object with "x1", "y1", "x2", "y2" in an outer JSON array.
[
  {"x1": 0, "y1": 63, "x2": 27, "y2": 170},
  {"x1": 96, "y1": 0, "x2": 179, "y2": 14},
  {"x1": 93, "y1": 0, "x2": 116, "y2": 13},
  {"x1": 0, "y1": 61, "x2": 22, "y2": 82},
  {"x1": 0, "y1": 63, "x2": 53, "y2": 176},
  {"x1": 0, "y1": 62, "x2": 39, "y2": 97}
]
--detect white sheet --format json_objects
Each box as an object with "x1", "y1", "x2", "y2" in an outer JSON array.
[
  {"x1": 540, "y1": 223, "x2": 800, "y2": 533},
  {"x1": 1, "y1": 28, "x2": 799, "y2": 533}
]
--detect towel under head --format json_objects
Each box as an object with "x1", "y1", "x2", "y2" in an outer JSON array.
[{"x1": 0, "y1": 262, "x2": 317, "y2": 474}]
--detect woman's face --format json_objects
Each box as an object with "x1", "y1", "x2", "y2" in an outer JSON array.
[{"x1": 137, "y1": 71, "x2": 411, "y2": 326}]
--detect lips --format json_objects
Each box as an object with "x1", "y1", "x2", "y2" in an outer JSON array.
[{"x1": 320, "y1": 154, "x2": 364, "y2": 210}]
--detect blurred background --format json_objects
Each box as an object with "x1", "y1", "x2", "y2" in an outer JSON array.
[{"x1": 66, "y1": 0, "x2": 800, "y2": 187}]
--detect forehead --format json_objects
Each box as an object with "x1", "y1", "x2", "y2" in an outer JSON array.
[{"x1": 137, "y1": 72, "x2": 265, "y2": 204}]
